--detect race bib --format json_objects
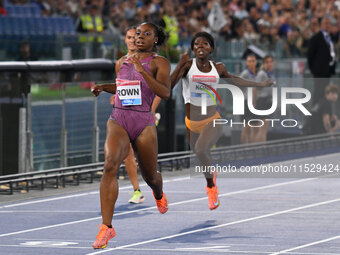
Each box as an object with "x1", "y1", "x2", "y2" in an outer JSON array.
[
  {"x1": 116, "y1": 79, "x2": 142, "y2": 106},
  {"x1": 191, "y1": 75, "x2": 217, "y2": 97}
]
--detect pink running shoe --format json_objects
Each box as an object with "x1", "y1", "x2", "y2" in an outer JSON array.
[
  {"x1": 92, "y1": 224, "x2": 116, "y2": 249},
  {"x1": 153, "y1": 192, "x2": 168, "y2": 214},
  {"x1": 206, "y1": 186, "x2": 220, "y2": 210}
]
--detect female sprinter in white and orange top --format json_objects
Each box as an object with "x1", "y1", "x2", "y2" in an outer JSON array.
[
  {"x1": 171, "y1": 32, "x2": 273, "y2": 210},
  {"x1": 91, "y1": 23, "x2": 170, "y2": 249}
]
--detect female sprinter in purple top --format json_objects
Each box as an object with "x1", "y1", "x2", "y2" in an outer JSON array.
[{"x1": 91, "y1": 23, "x2": 170, "y2": 249}]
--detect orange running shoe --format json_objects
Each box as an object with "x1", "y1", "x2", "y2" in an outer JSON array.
[
  {"x1": 206, "y1": 186, "x2": 220, "y2": 210},
  {"x1": 153, "y1": 192, "x2": 168, "y2": 214},
  {"x1": 92, "y1": 224, "x2": 116, "y2": 249}
]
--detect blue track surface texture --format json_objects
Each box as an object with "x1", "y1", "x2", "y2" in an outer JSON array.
[{"x1": 1, "y1": 153, "x2": 340, "y2": 255}]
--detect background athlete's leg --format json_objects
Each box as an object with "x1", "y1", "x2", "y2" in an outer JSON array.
[
  {"x1": 133, "y1": 126, "x2": 163, "y2": 199},
  {"x1": 253, "y1": 120, "x2": 269, "y2": 142},
  {"x1": 194, "y1": 122, "x2": 223, "y2": 188},
  {"x1": 241, "y1": 124, "x2": 251, "y2": 144},
  {"x1": 124, "y1": 144, "x2": 139, "y2": 191},
  {"x1": 100, "y1": 120, "x2": 130, "y2": 226}
]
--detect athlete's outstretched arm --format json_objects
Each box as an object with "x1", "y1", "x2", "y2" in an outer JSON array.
[
  {"x1": 216, "y1": 62, "x2": 274, "y2": 87},
  {"x1": 170, "y1": 53, "x2": 191, "y2": 89},
  {"x1": 128, "y1": 55, "x2": 171, "y2": 100},
  {"x1": 91, "y1": 83, "x2": 116, "y2": 96},
  {"x1": 91, "y1": 56, "x2": 125, "y2": 96}
]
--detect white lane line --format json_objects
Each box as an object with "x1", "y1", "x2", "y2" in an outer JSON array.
[
  {"x1": 169, "y1": 177, "x2": 191, "y2": 182},
  {"x1": 2, "y1": 210, "x2": 340, "y2": 215},
  {"x1": 0, "y1": 210, "x2": 101, "y2": 213},
  {"x1": 123, "y1": 247, "x2": 268, "y2": 254},
  {"x1": 290, "y1": 253, "x2": 340, "y2": 255},
  {"x1": 0, "y1": 216, "x2": 102, "y2": 238},
  {"x1": 0, "y1": 177, "x2": 318, "y2": 238},
  {"x1": 163, "y1": 177, "x2": 190, "y2": 183},
  {"x1": 15, "y1": 238, "x2": 96, "y2": 242},
  {"x1": 13, "y1": 239, "x2": 273, "y2": 247},
  {"x1": 0, "y1": 191, "x2": 99, "y2": 209},
  {"x1": 171, "y1": 178, "x2": 316, "y2": 207},
  {"x1": 177, "y1": 245, "x2": 230, "y2": 250},
  {"x1": 1, "y1": 245, "x2": 337, "y2": 255},
  {"x1": 270, "y1": 235, "x2": 340, "y2": 255},
  {"x1": 0, "y1": 176, "x2": 191, "y2": 209},
  {"x1": 0, "y1": 244, "x2": 90, "y2": 249},
  {"x1": 289, "y1": 253, "x2": 340, "y2": 255},
  {"x1": 121, "y1": 248, "x2": 340, "y2": 255},
  {"x1": 87, "y1": 197, "x2": 340, "y2": 254}
]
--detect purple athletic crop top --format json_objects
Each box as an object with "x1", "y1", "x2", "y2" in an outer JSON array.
[{"x1": 115, "y1": 55, "x2": 156, "y2": 112}]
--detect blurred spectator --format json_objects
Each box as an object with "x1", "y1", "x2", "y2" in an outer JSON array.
[
  {"x1": 307, "y1": 17, "x2": 337, "y2": 105},
  {"x1": 278, "y1": 12, "x2": 293, "y2": 38},
  {"x1": 197, "y1": 17, "x2": 211, "y2": 34},
  {"x1": 330, "y1": 22, "x2": 340, "y2": 44},
  {"x1": 283, "y1": 29, "x2": 300, "y2": 57},
  {"x1": 107, "y1": 6, "x2": 125, "y2": 37},
  {"x1": 239, "y1": 54, "x2": 257, "y2": 144},
  {"x1": 254, "y1": 55, "x2": 276, "y2": 143},
  {"x1": 234, "y1": 1, "x2": 248, "y2": 20},
  {"x1": 296, "y1": 28, "x2": 311, "y2": 56},
  {"x1": 297, "y1": 0, "x2": 308, "y2": 12},
  {"x1": 243, "y1": 18, "x2": 259, "y2": 44},
  {"x1": 52, "y1": 0, "x2": 69, "y2": 16},
  {"x1": 207, "y1": 0, "x2": 227, "y2": 33},
  {"x1": 137, "y1": 0, "x2": 159, "y2": 23},
  {"x1": 246, "y1": 0, "x2": 256, "y2": 12},
  {"x1": 160, "y1": 4, "x2": 179, "y2": 47},
  {"x1": 269, "y1": 25, "x2": 282, "y2": 49},
  {"x1": 269, "y1": 5, "x2": 281, "y2": 26},
  {"x1": 66, "y1": 0, "x2": 82, "y2": 19},
  {"x1": 221, "y1": 1, "x2": 231, "y2": 18},
  {"x1": 93, "y1": 0, "x2": 105, "y2": 10},
  {"x1": 3, "y1": 0, "x2": 340, "y2": 61},
  {"x1": 219, "y1": 22, "x2": 232, "y2": 41},
  {"x1": 177, "y1": 14, "x2": 190, "y2": 42},
  {"x1": 77, "y1": 5, "x2": 104, "y2": 42},
  {"x1": 0, "y1": 0, "x2": 6, "y2": 16},
  {"x1": 330, "y1": 22, "x2": 340, "y2": 60},
  {"x1": 248, "y1": 7, "x2": 260, "y2": 33},
  {"x1": 188, "y1": 5, "x2": 200, "y2": 33},
  {"x1": 258, "y1": 0, "x2": 270, "y2": 13},
  {"x1": 309, "y1": 17, "x2": 320, "y2": 35},
  {"x1": 296, "y1": 11, "x2": 309, "y2": 32},
  {"x1": 257, "y1": 12, "x2": 271, "y2": 28},
  {"x1": 303, "y1": 84, "x2": 340, "y2": 135},
  {"x1": 16, "y1": 41, "x2": 38, "y2": 61},
  {"x1": 124, "y1": 1, "x2": 137, "y2": 21},
  {"x1": 229, "y1": 0, "x2": 239, "y2": 13},
  {"x1": 232, "y1": 18, "x2": 245, "y2": 40},
  {"x1": 31, "y1": 0, "x2": 52, "y2": 16},
  {"x1": 258, "y1": 22, "x2": 271, "y2": 46}
]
